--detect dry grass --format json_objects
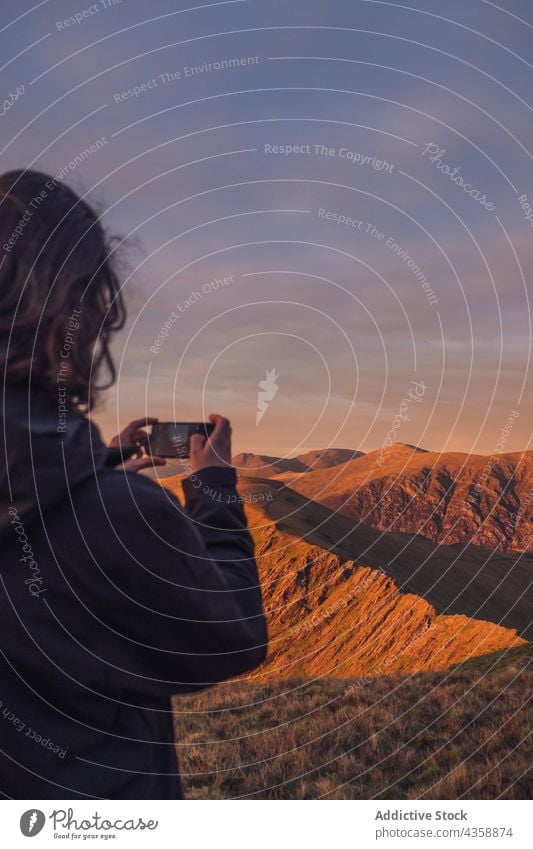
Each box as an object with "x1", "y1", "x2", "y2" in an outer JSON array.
[{"x1": 173, "y1": 644, "x2": 532, "y2": 799}]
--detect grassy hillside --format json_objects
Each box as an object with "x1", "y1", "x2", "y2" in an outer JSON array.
[{"x1": 173, "y1": 643, "x2": 532, "y2": 800}]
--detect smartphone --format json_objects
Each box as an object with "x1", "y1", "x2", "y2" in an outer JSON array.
[{"x1": 149, "y1": 422, "x2": 215, "y2": 459}]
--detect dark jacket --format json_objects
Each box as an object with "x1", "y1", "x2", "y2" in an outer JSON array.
[{"x1": 0, "y1": 386, "x2": 267, "y2": 799}]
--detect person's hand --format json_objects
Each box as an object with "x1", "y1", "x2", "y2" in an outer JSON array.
[
  {"x1": 189, "y1": 414, "x2": 232, "y2": 474},
  {"x1": 109, "y1": 417, "x2": 158, "y2": 452},
  {"x1": 121, "y1": 454, "x2": 167, "y2": 473},
  {"x1": 109, "y1": 417, "x2": 166, "y2": 473}
]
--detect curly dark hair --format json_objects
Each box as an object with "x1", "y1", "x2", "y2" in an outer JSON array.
[{"x1": 0, "y1": 169, "x2": 126, "y2": 412}]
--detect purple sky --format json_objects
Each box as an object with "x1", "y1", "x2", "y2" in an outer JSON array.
[{"x1": 1, "y1": 0, "x2": 532, "y2": 456}]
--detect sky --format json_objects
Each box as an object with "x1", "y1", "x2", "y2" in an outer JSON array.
[{"x1": 1, "y1": 0, "x2": 532, "y2": 456}]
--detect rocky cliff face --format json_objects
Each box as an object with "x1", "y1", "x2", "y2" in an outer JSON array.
[{"x1": 282, "y1": 444, "x2": 533, "y2": 553}]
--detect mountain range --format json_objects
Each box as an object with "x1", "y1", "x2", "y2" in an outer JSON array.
[
  {"x1": 162, "y1": 443, "x2": 532, "y2": 679},
  {"x1": 232, "y1": 448, "x2": 362, "y2": 477},
  {"x1": 233, "y1": 444, "x2": 532, "y2": 553}
]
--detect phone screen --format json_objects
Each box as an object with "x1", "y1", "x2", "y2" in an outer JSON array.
[{"x1": 149, "y1": 422, "x2": 214, "y2": 458}]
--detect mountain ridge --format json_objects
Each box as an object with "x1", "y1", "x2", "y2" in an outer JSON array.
[{"x1": 161, "y1": 473, "x2": 530, "y2": 679}]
